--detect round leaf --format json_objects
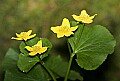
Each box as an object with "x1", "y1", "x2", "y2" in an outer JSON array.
[{"x1": 68, "y1": 24, "x2": 116, "y2": 70}]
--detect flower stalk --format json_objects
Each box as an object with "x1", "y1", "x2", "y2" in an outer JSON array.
[
  {"x1": 64, "y1": 23, "x2": 85, "y2": 81},
  {"x1": 39, "y1": 58, "x2": 57, "y2": 81},
  {"x1": 64, "y1": 53, "x2": 75, "y2": 81}
]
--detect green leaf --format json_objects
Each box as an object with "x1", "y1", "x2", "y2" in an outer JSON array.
[
  {"x1": 17, "y1": 54, "x2": 39, "y2": 72},
  {"x1": 45, "y1": 55, "x2": 83, "y2": 81},
  {"x1": 26, "y1": 37, "x2": 40, "y2": 46},
  {"x1": 69, "y1": 70, "x2": 83, "y2": 81},
  {"x1": 68, "y1": 24, "x2": 116, "y2": 70},
  {"x1": 19, "y1": 42, "x2": 28, "y2": 54},
  {"x1": 2, "y1": 48, "x2": 51, "y2": 81},
  {"x1": 2, "y1": 48, "x2": 19, "y2": 71},
  {"x1": 4, "y1": 65, "x2": 50, "y2": 81},
  {"x1": 70, "y1": 21, "x2": 78, "y2": 27},
  {"x1": 18, "y1": 37, "x2": 40, "y2": 72}
]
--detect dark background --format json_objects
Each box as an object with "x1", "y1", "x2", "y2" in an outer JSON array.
[{"x1": 0, "y1": 0, "x2": 120, "y2": 81}]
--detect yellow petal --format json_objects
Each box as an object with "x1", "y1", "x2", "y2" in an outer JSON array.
[
  {"x1": 51, "y1": 26, "x2": 60, "y2": 33},
  {"x1": 29, "y1": 52, "x2": 37, "y2": 56},
  {"x1": 80, "y1": 10, "x2": 89, "y2": 17},
  {"x1": 90, "y1": 14, "x2": 97, "y2": 19},
  {"x1": 16, "y1": 33, "x2": 21, "y2": 37},
  {"x1": 11, "y1": 37, "x2": 23, "y2": 40},
  {"x1": 37, "y1": 40, "x2": 42, "y2": 47},
  {"x1": 61, "y1": 18, "x2": 70, "y2": 27},
  {"x1": 39, "y1": 47, "x2": 47, "y2": 54},
  {"x1": 70, "y1": 26, "x2": 78, "y2": 31},
  {"x1": 65, "y1": 32, "x2": 73, "y2": 37},
  {"x1": 57, "y1": 33, "x2": 64, "y2": 38},
  {"x1": 25, "y1": 46, "x2": 33, "y2": 51},
  {"x1": 72, "y1": 14, "x2": 81, "y2": 22},
  {"x1": 27, "y1": 30, "x2": 32, "y2": 35},
  {"x1": 29, "y1": 34, "x2": 36, "y2": 39},
  {"x1": 23, "y1": 38, "x2": 28, "y2": 41},
  {"x1": 83, "y1": 19, "x2": 93, "y2": 24}
]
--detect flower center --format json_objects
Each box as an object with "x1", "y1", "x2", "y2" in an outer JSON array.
[
  {"x1": 33, "y1": 46, "x2": 41, "y2": 52},
  {"x1": 80, "y1": 15, "x2": 90, "y2": 20},
  {"x1": 20, "y1": 32, "x2": 29, "y2": 39},
  {"x1": 59, "y1": 26, "x2": 70, "y2": 33}
]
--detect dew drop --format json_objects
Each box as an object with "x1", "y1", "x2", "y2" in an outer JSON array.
[
  {"x1": 28, "y1": 61, "x2": 32, "y2": 63},
  {"x1": 22, "y1": 70, "x2": 25, "y2": 72}
]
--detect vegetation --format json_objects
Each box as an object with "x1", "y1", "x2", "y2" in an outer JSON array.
[{"x1": 0, "y1": 0, "x2": 120, "y2": 81}]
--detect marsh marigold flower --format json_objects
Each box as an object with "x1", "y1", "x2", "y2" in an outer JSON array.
[
  {"x1": 72, "y1": 10, "x2": 97, "y2": 24},
  {"x1": 11, "y1": 30, "x2": 36, "y2": 41},
  {"x1": 51, "y1": 18, "x2": 78, "y2": 38},
  {"x1": 25, "y1": 40, "x2": 48, "y2": 56}
]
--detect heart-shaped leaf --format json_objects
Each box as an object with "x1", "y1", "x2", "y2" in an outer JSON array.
[{"x1": 68, "y1": 24, "x2": 116, "y2": 70}]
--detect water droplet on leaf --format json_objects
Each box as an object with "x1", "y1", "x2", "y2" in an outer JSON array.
[
  {"x1": 28, "y1": 61, "x2": 32, "y2": 63},
  {"x1": 22, "y1": 70, "x2": 25, "y2": 72}
]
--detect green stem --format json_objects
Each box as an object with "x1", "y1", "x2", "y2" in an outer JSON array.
[
  {"x1": 64, "y1": 23, "x2": 85, "y2": 81},
  {"x1": 39, "y1": 59, "x2": 57, "y2": 81},
  {"x1": 64, "y1": 53, "x2": 75, "y2": 81},
  {"x1": 24, "y1": 41, "x2": 28, "y2": 46},
  {"x1": 80, "y1": 23, "x2": 85, "y2": 38},
  {"x1": 67, "y1": 41, "x2": 72, "y2": 55}
]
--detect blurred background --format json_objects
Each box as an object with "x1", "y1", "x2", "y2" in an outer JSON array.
[{"x1": 0, "y1": 0, "x2": 120, "y2": 81}]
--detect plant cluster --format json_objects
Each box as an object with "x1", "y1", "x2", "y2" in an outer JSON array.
[{"x1": 2, "y1": 10, "x2": 116, "y2": 81}]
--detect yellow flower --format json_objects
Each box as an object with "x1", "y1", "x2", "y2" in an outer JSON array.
[
  {"x1": 11, "y1": 30, "x2": 36, "y2": 41},
  {"x1": 25, "y1": 40, "x2": 48, "y2": 56},
  {"x1": 51, "y1": 18, "x2": 78, "y2": 38},
  {"x1": 72, "y1": 10, "x2": 97, "y2": 24}
]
